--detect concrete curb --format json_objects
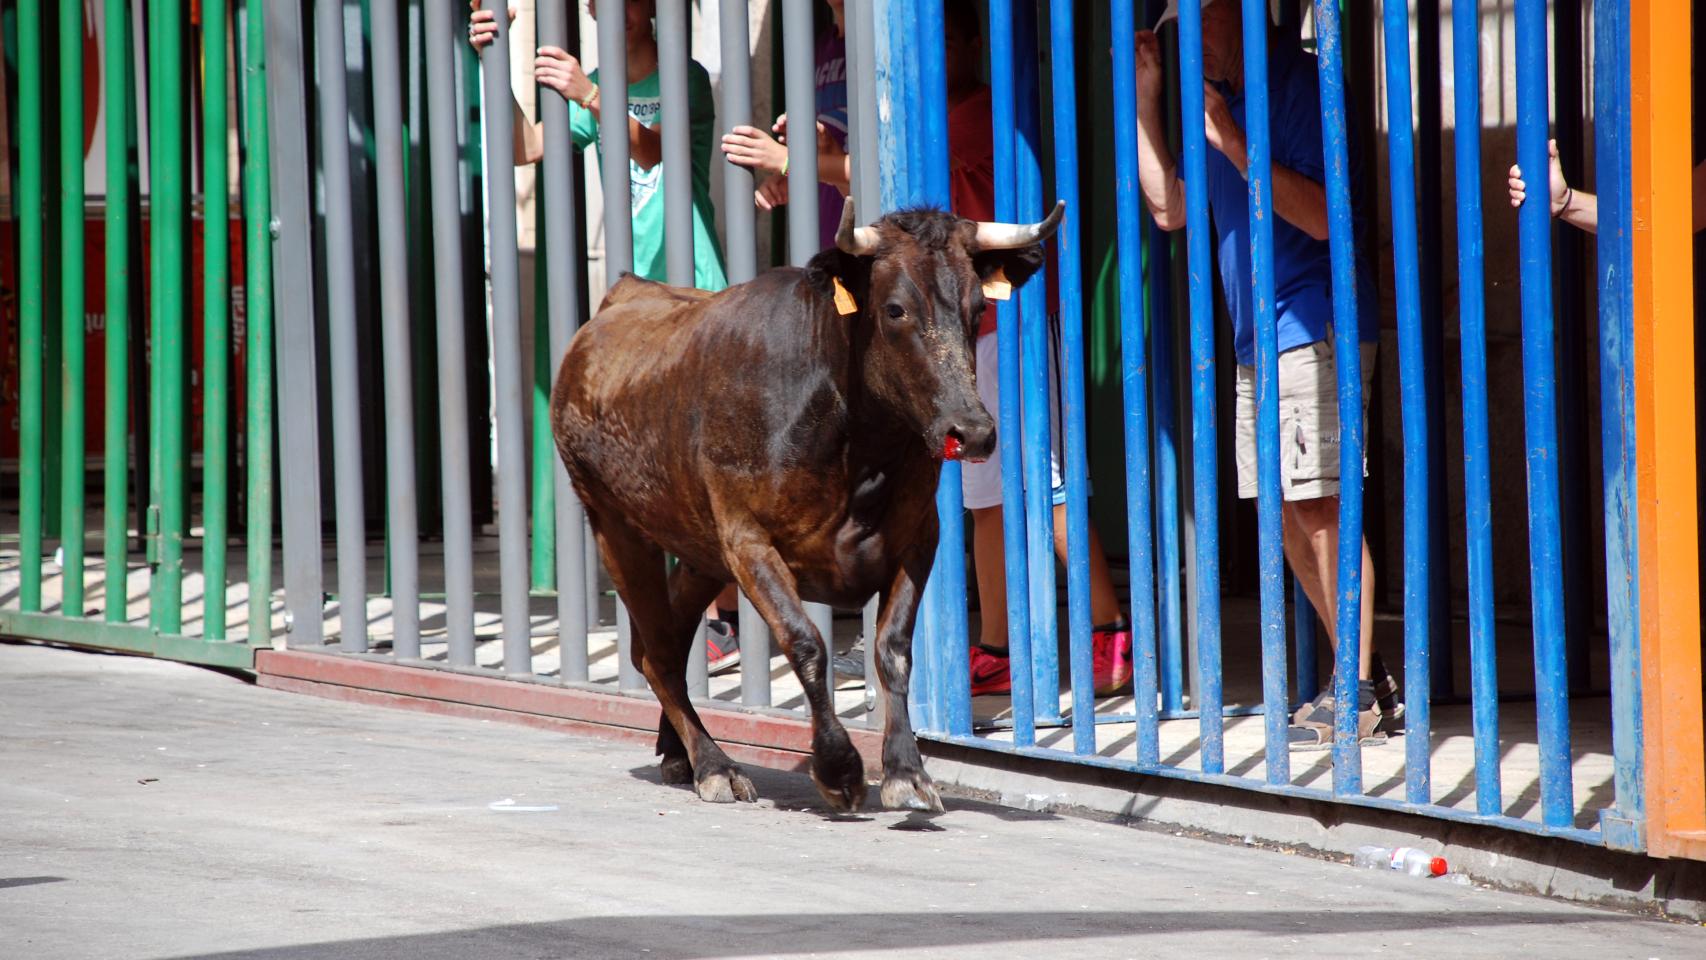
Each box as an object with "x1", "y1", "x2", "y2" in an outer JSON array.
[{"x1": 919, "y1": 739, "x2": 1706, "y2": 922}]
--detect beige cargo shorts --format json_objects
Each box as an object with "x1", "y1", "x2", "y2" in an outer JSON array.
[{"x1": 1234, "y1": 338, "x2": 1377, "y2": 501}]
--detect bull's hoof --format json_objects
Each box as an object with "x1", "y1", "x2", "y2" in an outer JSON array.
[
  {"x1": 880, "y1": 771, "x2": 945, "y2": 813},
  {"x1": 695, "y1": 766, "x2": 758, "y2": 804},
  {"x1": 659, "y1": 755, "x2": 694, "y2": 785},
  {"x1": 809, "y1": 766, "x2": 869, "y2": 812}
]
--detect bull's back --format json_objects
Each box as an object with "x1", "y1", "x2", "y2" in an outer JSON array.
[{"x1": 550, "y1": 277, "x2": 727, "y2": 552}]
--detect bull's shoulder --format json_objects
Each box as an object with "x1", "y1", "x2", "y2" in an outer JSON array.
[{"x1": 596, "y1": 273, "x2": 718, "y2": 312}]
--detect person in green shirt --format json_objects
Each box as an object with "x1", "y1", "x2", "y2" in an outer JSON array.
[
  {"x1": 472, "y1": 1, "x2": 740, "y2": 668},
  {"x1": 470, "y1": 0, "x2": 728, "y2": 292}
]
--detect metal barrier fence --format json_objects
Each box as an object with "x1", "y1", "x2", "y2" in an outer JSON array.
[
  {"x1": 2, "y1": 0, "x2": 1698, "y2": 857},
  {"x1": 899, "y1": 0, "x2": 1649, "y2": 849}
]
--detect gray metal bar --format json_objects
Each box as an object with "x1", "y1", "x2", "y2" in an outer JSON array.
[
  {"x1": 782, "y1": 0, "x2": 832, "y2": 662},
  {"x1": 424, "y1": 0, "x2": 477, "y2": 664},
  {"x1": 656, "y1": 1, "x2": 693, "y2": 286},
  {"x1": 719, "y1": 0, "x2": 757, "y2": 283},
  {"x1": 598, "y1": 2, "x2": 635, "y2": 684},
  {"x1": 476, "y1": 3, "x2": 536, "y2": 676},
  {"x1": 617, "y1": 600, "x2": 642, "y2": 690},
  {"x1": 585, "y1": 519, "x2": 599, "y2": 630},
  {"x1": 738, "y1": 593, "x2": 770, "y2": 705},
  {"x1": 262, "y1": 0, "x2": 323, "y2": 649},
  {"x1": 370, "y1": 0, "x2": 420, "y2": 659},
  {"x1": 314, "y1": 0, "x2": 368, "y2": 652},
  {"x1": 538, "y1": 0, "x2": 589, "y2": 682},
  {"x1": 598, "y1": 0, "x2": 633, "y2": 275},
  {"x1": 782, "y1": 0, "x2": 819, "y2": 266},
  {"x1": 720, "y1": 0, "x2": 773, "y2": 707},
  {"x1": 656, "y1": 0, "x2": 706, "y2": 695},
  {"x1": 849, "y1": 0, "x2": 882, "y2": 728}
]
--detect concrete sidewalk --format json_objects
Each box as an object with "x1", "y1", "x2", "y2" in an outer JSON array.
[{"x1": 2, "y1": 643, "x2": 1700, "y2": 960}]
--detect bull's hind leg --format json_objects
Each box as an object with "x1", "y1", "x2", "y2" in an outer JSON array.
[
  {"x1": 725, "y1": 537, "x2": 867, "y2": 812},
  {"x1": 592, "y1": 519, "x2": 755, "y2": 803},
  {"x1": 872, "y1": 543, "x2": 945, "y2": 813}
]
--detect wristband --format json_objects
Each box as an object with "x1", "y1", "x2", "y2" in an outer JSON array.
[
  {"x1": 579, "y1": 84, "x2": 599, "y2": 110},
  {"x1": 1556, "y1": 186, "x2": 1574, "y2": 218},
  {"x1": 781, "y1": 156, "x2": 789, "y2": 176}
]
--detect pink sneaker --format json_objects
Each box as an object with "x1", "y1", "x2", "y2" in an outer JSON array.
[{"x1": 1092, "y1": 621, "x2": 1133, "y2": 695}]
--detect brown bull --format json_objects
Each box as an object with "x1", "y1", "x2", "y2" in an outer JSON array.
[{"x1": 551, "y1": 198, "x2": 1064, "y2": 811}]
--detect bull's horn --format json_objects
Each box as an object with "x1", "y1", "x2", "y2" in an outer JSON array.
[
  {"x1": 972, "y1": 200, "x2": 1067, "y2": 250},
  {"x1": 835, "y1": 197, "x2": 881, "y2": 256}
]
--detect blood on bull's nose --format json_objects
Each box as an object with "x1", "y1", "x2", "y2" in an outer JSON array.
[{"x1": 944, "y1": 411, "x2": 997, "y2": 463}]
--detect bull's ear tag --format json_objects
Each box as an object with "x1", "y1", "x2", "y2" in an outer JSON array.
[
  {"x1": 832, "y1": 277, "x2": 859, "y2": 316},
  {"x1": 983, "y1": 266, "x2": 1013, "y2": 301}
]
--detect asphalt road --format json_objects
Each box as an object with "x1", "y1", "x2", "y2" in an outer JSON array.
[{"x1": 3, "y1": 641, "x2": 1701, "y2": 959}]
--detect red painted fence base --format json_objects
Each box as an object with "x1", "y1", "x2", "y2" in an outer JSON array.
[{"x1": 254, "y1": 650, "x2": 884, "y2": 778}]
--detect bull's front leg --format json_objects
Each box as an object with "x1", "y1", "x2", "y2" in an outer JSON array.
[
  {"x1": 872, "y1": 540, "x2": 945, "y2": 813},
  {"x1": 726, "y1": 537, "x2": 868, "y2": 812}
]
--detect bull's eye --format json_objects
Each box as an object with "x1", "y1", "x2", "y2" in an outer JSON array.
[{"x1": 884, "y1": 303, "x2": 906, "y2": 321}]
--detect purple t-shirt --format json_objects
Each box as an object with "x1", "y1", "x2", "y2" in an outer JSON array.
[{"x1": 814, "y1": 31, "x2": 849, "y2": 251}]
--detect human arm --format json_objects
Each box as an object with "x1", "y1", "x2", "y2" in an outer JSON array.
[
  {"x1": 1134, "y1": 30, "x2": 1187, "y2": 230},
  {"x1": 1199, "y1": 83, "x2": 1329, "y2": 242},
  {"x1": 1508, "y1": 139, "x2": 1598, "y2": 233},
  {"x1": 722, "y1": 114, "x2": 851, "y2": 192}
]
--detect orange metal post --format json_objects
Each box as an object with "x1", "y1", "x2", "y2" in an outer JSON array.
[{"x1": 1631, "y1": 0, "x2": 1706, "y2": 860}]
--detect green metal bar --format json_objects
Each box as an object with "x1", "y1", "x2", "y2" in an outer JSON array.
[
  {"x1": 203, "y1": 0, "x2": 231, "y2": 639},
  {"x1": 104, "y1": 0, "x2": 134, "y2": 624},
  {"x1": 0, "y1": 611, "x2": 257, "y2": 670},
  {"x1": 530, "y1": 178, "x2": 554, "y2": 591},
  {"x1": 150, "y1": 0, "x2": 188, "y2": 633},
  {"x1": 147, "y1": 0, "x2": 163, "y2": 622},
  {"x1": 243, "y1": 0, "x2": 275, "y2": 643},
  {"x1": 59, "y1": 0, "x2": 87, "y2": 619},
  {"x1": 17, "y1": 0, "x2": 43, "y2": 611}
]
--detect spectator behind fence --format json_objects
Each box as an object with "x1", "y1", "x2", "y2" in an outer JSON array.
[
  {"x1": 1508, "y1": 138, "x2": 1706, "y2": 235},
  {"x1": 939, "y1": 0, "x2": 1133, "y2": 699},
  {"x1": 471, "y1": 0, "x2": 742, "y2": 672},
  {"x1": 469, "y1": 0, "x2": 728, "y2": 293},
  {"x1": 719, "y1": 0, "x2": 851, "y2": 237},
  {"x1": 1137, "y1": 0, "x2": 1399, "y2": 749}
]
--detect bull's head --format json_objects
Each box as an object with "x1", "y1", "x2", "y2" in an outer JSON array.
[{"x1": 814, "y1": 198, "x2": 1065, "y2": 463}]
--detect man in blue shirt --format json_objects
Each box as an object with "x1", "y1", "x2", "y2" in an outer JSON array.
[{"x1": 1136, "y1": 0, "x2": 1398, "y2": 748}]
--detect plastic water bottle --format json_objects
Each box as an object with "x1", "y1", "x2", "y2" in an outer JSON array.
[{"x1": 1353, "y1": 845, "x2": 1448, "y2": 877}]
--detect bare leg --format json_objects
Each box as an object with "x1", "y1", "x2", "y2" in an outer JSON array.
[
  {"x1": 1281, "y1": 495, "x2": 1375, "y2": 682},
  {"x1": 970, "y1": 507, "x2": 1008, "y2": 648},
  {"x1": 1049, "y1": 503, "x2": 1125, "y2": 626}
]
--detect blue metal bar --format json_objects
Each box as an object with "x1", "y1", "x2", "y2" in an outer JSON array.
[
  {"x1": 1046, "y1": 0, "x2": 1094, "y2": 757},
  {"x1": 1292, "y1": 575, "x2": 1319, "y2": 708},
  {"x1": 1110, "y1": 0, "x2": 1159, "y2": 767},
  {"x1": 916, "y1": 0, "x2": 971, "y2": 739},
  {"x1": 1176, "y1": 0, "x2": 1222, "y2": 774},
  {"x1": 1016, "y1": 0, "x2": 1059, "y2": 725},
  {"x1": 1240, "y1": 0, "x2": 1288, "y2": 786},
  {"x1": 1514, "y1": 0, "x2": 1574, "y2": 830},
  {"x1": 1381, "y1": 0, "x2": 1432, "y2": 805},
  {"x1": 1311, "y1": 0, "x2": 1364, "y2": 796},
  {"x1": 989, "y1": 0, "x2": 1037, "y2": 747},
  {"x1": 1452, "y1": 0, "x2": 1502, "y2": 817},
  {"x1": 1591, "y1": 0, "x2": 1644, "y2": 847}
]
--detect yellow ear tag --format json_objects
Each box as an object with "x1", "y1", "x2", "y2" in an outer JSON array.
[
  {"x1": 983, "y1": 266, "x2": 1013, "y2": 301},
  {"x1": 832, "y1": 277, "x2": 859, "y2": 316}
]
